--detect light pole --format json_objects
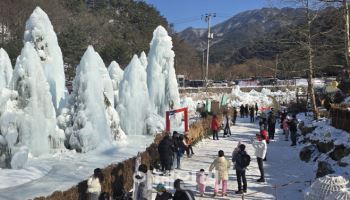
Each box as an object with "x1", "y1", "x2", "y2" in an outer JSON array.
[
  {"x1": 202, "y1": 49, "x2": 206, "y2": 80},
  {"x1": 203, "y1": 13, "x2": 216, "y2": 91}
]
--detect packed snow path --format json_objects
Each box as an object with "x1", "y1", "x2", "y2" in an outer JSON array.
[{"x1": 153, "y1": 118, "x2": 314, "y2": 200}]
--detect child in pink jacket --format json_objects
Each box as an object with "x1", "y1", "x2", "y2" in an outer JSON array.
[{"x1": 196, "y1": 169, "x2": 207, "y2": 197}]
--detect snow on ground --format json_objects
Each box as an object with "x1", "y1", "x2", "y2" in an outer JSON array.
[
  {"x1": 0, "y1": 135, "x2": 154, "y2": 200},
  {"x1": 297, "y1": 113, "x2": 350, "y2": 180},
  {"x1": 152, "y1": 117, "x2": 314, "y2": 200},
  {"x1": 181, "y1": 87, "x2": 296, "y2": 115}
]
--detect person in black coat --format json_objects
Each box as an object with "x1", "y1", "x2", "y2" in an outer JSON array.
[
  {"x1": 173, "y1": 179, "x2": 195, "y2": 200},
  {"x1": 232, "y1": 107, "x2": 238, "y2": 125},
  {"x1": 240, "y1": 104, "x2": 245, "y2": 118},
  {"x1": 158, "y1": 134, "x2": 174, "y2": 175},
  {"x1": 244, "y1": 104, "x2": 249, "y2": 118},
  {"x1": 267, "y1": 112, "x2": 276, "y2": 140},
  {"x1": 288, "y1": 115, "x2": 298, "y2": 146},
  {"x1": 249, "y1": 106, "x2": 255, "y2": 123},
  {"x1": 172, "y1": 132, "x2": 183, "y2": 169},
  {"x1": 232, "y1": 144, "x2": 249, "y2": 194},
  {"x1": 259, "y1": 117, "x2": 268, "y2": 131}
]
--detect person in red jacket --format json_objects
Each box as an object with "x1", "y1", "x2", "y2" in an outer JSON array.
[
  {"x1": 256, "y1": 130, "x2": 269, "y2": 143},
  {"x1": 211, "y1": 115, "x2": 220, "y2": 140}
]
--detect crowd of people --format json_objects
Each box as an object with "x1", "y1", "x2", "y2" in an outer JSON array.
[{"x1": 85, "y1": 104, "x2": 300, "y2": 200}]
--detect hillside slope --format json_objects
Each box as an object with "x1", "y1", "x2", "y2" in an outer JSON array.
[{"x1": 179, "y1": 7, "x2": 345, "y2": 78}]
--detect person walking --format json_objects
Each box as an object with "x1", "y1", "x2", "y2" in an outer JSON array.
[
  {"x1": 232, "y1": 144, "x2": 250, "y2": 194},
  {"x1": 267, "y1": 111, "x2": 276, "y2": 140},
  {"x1": 289, "y1": 115, "x2": 299, "y2": 146},
  {"x1": 244, "y1": 104, "x2": 249, "y2": 118},
  {"x1": 259, "y1": 117, "x2": 268, "y2": 131},
  {"x1": 232, "y1": 107, "x2": 238, "y2": 125},
  {"x1": 209, "y1": 150, "x2": 231, "y2": 197},
  {"x1": 280, "y1": 110, "x2": 287, "y2": 129},
  {"x1": 158, "y1": 134, "x2": 174, "y2": 176},
  {"x1": 196, "y1": 169, "x2": 207, "y2": 197},
  {"x1": 251, "y1": 134, "x2": 267, "y2": 182},
  {"x1": 249, "y1": 106, "x2": 255, "y2": 123},
  {"x1": 255, "y1": 103, "x2": 259, "y2": 116},
  {"x1": 283, "y1": 116, "x2": 290, "y2": 141},
  {"x1": 87, "y1": 168, "x2": 104, "y2": 200},
  {"x1": 155, "y1": 183, "x2": 173, "y2": 200},
  {"x1": 211, "y1": 115, "x2": 220, "y2": 140},
  {"x1": 256, "y1": 129, "x2": 269, "y2": 161},
  {"x1": 172, "y1": 131, "x2": 182, "y2": 169},
  {"x1": 133, "y1": 164, "x2": 153, "y2": 200},
  {"x1": 176, "y1": 134, "x2": 186, "y2": 169},
  {"x1": 223, "y1": 113, "x2": 231, "y2": 137},
  {"x1": 173, "y1": 179, "x2": 195, "y2": 200},
  {"x1": 240, "y1": 104, "x2": 245, "y2": 118},
  {"x1": 184, "y1": 134, "x2": 194, "y2": 157}
]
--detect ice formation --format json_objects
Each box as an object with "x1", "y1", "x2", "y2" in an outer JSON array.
[
  {"x1": 95, "y1": 52, "x2": 115, "y2": 108},
  {"x1": 147, "y1": 26, "x2": 180, "y2": 116},
  {"x1": 108, "y1": 61, "x2": 124, "y2": 107},
  {"x1": 304, "y1": 174, "x2": 349, "y2": 200},
  {"x1": 62, "y1": 46, "x2": 112, "y2": 152},
  {"x1": 0, "y1": 43, "x2": 64, "y2": 168},
  {"x1": 139, "y1": 51, "x2": 148, "y2": 69},
  {"x1": 24, "y1": 7, "x2": 66, "y2": 113},
  {"x1": 0, "y1": 48, "x2": 13, "y2": 90},
  {"x1": 229, "y1": 86, "x2": 296, "y2": 108},
  {"x1": 118, "y1": 55, "x2": 151, "y2": 135},
  {"x1": 106, "y1": 106, "x2": 126, "y2": 141}
]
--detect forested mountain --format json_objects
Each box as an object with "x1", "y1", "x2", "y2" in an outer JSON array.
[
  {"x1": 0, "y1": 0, "x2": 200, "y2": 80},
  {"x1": 1, "y1": 1, "x2": 345, "y2": 80},
  {"x1": 179, "y1": 7, "x2": 345, "y2": 79}
]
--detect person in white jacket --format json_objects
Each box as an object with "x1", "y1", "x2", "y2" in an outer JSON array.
[
  {"x1": 87, "y1": 168, "x2": 103, "y2": 200},
  {"x1": 251, "y1": 133, "x2": 267, "y2": 182},
  {"x1": 209, "y1": 150, "x2": 231, "y2": 197},
  {"x1": 133, "y1": 164, "x2": 153, "y2": 200}
]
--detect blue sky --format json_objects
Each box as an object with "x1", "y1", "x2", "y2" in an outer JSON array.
[{"x1": 145, "y1": 0, "x2": 274, "y2": 32}]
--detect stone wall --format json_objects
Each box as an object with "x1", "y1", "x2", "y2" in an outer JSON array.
[{"x1": 33, "y1": 117, "x2": 213, "y2": 200}]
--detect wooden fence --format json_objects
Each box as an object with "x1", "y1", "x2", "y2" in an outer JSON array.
[{"x1": 330, "y1": 105, "x2": 350, "y2": 132}]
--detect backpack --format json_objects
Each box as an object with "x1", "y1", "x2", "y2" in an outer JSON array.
[{"x1": 239, "y1": 152, "x2": 251, "y2": 168}]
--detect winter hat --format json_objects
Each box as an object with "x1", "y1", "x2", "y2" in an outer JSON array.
[
  {"x1": 236, "y1": 141, "x2": 242, "y2": 147},
  {"x1": 156, "y1": 183, "x2": 166, "y2": 192},
  {"x1": 138, "y1": 164, "x2": 148, "y2": 173},
  {"x1": 239, "y1": 144, "x2": 246, "y2": 151},
  {"x1": 174, "y1": 179, "x2": 185, "y2": 190}
]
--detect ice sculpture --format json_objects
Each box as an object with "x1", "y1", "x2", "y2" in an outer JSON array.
[
  {"x1": 147, "y1": 26, "x2": 180, "y2": 117},
  {"x1": 118, "y1": 55, "x2": 150, "y2": 135},
  {"x1": 0, "y1": 48, "x2": 13, "y2": 90},
  {"x1": 24, "y1": 7, "x2": 66, "y2": 112},
  {"x1": 64, "y1": 46, "x2": 111, "y2": 152}
]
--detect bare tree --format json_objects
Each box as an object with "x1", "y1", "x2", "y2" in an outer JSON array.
[
  {"x1": 320, "y1": 0, "x2": 350, "y2": 67},
  {"x1": 275, "y1": 0, "x2": 333, "y2": 120}
]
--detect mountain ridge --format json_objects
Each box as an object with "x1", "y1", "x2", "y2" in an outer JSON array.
[{"x1": 177, "y1": 6, "x2": 344, "y2": 79}]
